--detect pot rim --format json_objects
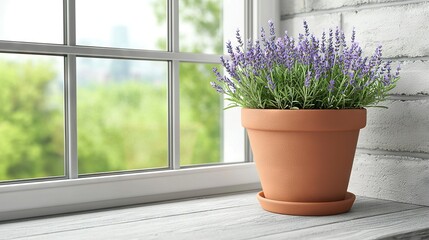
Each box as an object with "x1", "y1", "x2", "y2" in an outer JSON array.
[{"x1": 241, "y1": 108, "x2": 366, "y2": 131}]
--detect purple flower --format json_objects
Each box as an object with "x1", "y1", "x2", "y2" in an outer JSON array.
[
  {"x1": 226, "y1": 41, "x2": 233, "y2": 56},
  {"x1": 321, "y1": 31, "x2": 326, "y2": 54},
  {"x1": 212, "y1": 67, "x2": 222, "y2": 80},
  {"x1": 395, "y1": 64, "x2": 401, "y2": 77},
  {"x1": 236, "y1": 29, "x2": 243, "y2": 47},
  {"x1": 383, "y1": 75, "x2": 391, "y2": 86},
  {"x1": 328, "y1": 79, "x2": 335, "y2": 92},
  {"x1": 211, "y1": 20, "x2": 400, "y2": 110},
  {"x1": 223, "y1": 76, "x2": 237, "y2": 92},
  {"x1": 260, "y1": 27, "x2": 267, "y2": 46},
  {"x1": 334, "y1": 27, "x2": 341, "y2": 52},
  {"x1": 303, "y1": 20, "x2": 310, "y2": 37},
  {"x1": 341, "y1": 31, "x2": 346, "y2": 48},
  {"x1": 305, "y1": 72, "x2": 311, "y2": 87},
  {"x1": 210, "y1": 82, "x2": 224, "y2": 93},
  {"x1": 267, "y1": 74, "x2": 276, "y2": 90},
  {"x1": 268, "y1": 20, "x2": 275, "y2": 37},
  {"x1": 349, "y1": 71, "x2": 355, "y2": 85}
]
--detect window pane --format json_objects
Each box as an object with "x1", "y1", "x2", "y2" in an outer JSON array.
[
  {"x1": 179, "y1": 0, "x2": 223, "y2": 54},
  {"x1": 0, "y1": 53, "x2": 64, "y2": 182},
  {"x1": 180, "y1": 62, "x2": 223, "y2": 166},
  {"x1": 77, "y1": 58, "x2": 168, "y2": 174},
  {"x1": 0, "y1": 0, "x2": 63, "y2": 43},
  {"x1": 76, "y1": 0, "x2": 167, "y2": 50}
]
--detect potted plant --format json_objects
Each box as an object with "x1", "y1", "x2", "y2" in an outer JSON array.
[{"x1": 210, "y1": 21, "x2": 400, "y2": 216}]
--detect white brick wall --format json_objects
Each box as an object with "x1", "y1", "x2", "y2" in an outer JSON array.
[
  {"x1": 280, "y1": 0, "x2": 307, "y2": 16},
  {"x1": 280, "y1": 13, "x2": 341, "y2": 37},
  {"x1": 392, "y1": 60, "x2": 429, "y2": 95},
  {"x1": 307, "y1": 0, "x2": 407, "y2": 12},
  {"x1": 342, "y1": 2, "x2": 429, "y2": 58},
  {"x1": 280, "y1": 0, "x2": 415, "y2": 14},
  {"x1": 282, "y1": 2, "x2": 429, "y2": 58},
  {"x1": 350, "y1": 152, "x2": 429, "y2": 206},
  {"x1": 280, "y1": 0, "x2": 429, "y2": 205},
  {"x1": 358, "y1": 100, "x2": 429, "y2": 153}
]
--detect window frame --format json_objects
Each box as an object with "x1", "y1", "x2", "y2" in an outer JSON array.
[{"x1": 0, "y1": 0, "x2": 280, "y2": 221}]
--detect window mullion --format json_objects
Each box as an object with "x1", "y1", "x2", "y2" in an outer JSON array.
[
  {"x1": 169, "y1": 0, "x2": 179, "y2": 52},
  {"x1": 244, "y1": 0, "x2": 254, "y2": 163},
  {"x1": 65, "y1": 0, "x2": 78, "y2": 178},
  {"x1": 168, "y1": 0, "x2": 180, "y2": 170}
]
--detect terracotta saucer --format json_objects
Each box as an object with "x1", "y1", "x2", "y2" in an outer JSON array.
[{"x1": 257, "y1": 191, "x2": 356, "y2": 216}]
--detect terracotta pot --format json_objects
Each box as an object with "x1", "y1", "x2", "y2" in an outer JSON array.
[{"x1": 242, "y1": 108, "x2": 366, "y2": 215}]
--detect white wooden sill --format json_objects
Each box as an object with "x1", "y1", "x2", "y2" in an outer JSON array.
[
  {"x1": 0, "y1": 163, "x2": 260, "y2": 221},
  {"x1": 1, "y1": 191, "x2": 429, "y2": 239}
]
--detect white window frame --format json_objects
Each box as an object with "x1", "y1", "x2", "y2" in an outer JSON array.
[{"x1": 0, "y1": 0, "x2": 279, "y2": 221}]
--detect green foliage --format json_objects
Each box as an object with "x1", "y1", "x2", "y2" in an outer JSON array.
[
  {"x1": 153, "y1": 0, "x2": 223, "y2": 54},
  {"x1": 154, "y1": 0, "x2": 224, "y2": 165},
  {"x1": 180, "y1": 63, "x2": 221, "y2": 165},
  {"x1": 78, "y1": 82, "x2": 169, "y2": 174},
  {"x1": 0, "y1": 60, "x2": 63, "y2": 181},
  {"x1": 178, "y1": 0, "x2": 223, "y2": 53}
]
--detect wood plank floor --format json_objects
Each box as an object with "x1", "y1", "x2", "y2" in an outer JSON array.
[{"x1": 1, "y1": 191, "x2": 428, "y2": 240}]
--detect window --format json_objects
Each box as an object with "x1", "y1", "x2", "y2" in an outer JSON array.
[
  {"x1": 0, "y1": 0, "x2": 63, "y2": 43},
  {"x1": 75, "y1": 0, "x2": 167, "y2": 50},
  {"x1": 0, "y1": 0, "x2": 262, "y2": 221},
  {"x1": 76, "y1": 58, "x2": 169, "y2": 174}
]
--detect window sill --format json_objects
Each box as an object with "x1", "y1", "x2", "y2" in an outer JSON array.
[
  {"x1": 2, "y1": 190, "x2": 429, "y2": 239},
  {"x1": 0, "y1": 163, "x2": 260, "y2": 221}
]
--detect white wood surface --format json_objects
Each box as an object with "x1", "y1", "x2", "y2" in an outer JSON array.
[{"x1": 0, "y1": 191, "x2": 427, "y2": 240}]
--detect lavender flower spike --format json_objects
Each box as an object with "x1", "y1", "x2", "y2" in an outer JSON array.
[
  {"x1": 226, "y1": 40, "x2": 233, "y2": 55},
  {"x1": 395, "y1": 64, "x2": 401, "y2": 77},
  {"x1": 328, "y1": 79, "x2": 335, "y2": 92},
  {"x1": 303, "y1": 20, "x2": 310, "y2": 37},
  {"x1": 210, "y1": 82, "x2": 224, "y2": 93},
  {"x1": 212, "y1": 67, "x2": 222, "y2": 80},
  {"x1": 305, "y1": 72, "x2": 311, "y2": 87},
  {"x1": 267, "y1": 74, "x2": 276, "y2": 90},
  {"x1": 236, "y1": 29, "x2": 243, "y2": 47},
  {"x1": 351, "y1": 27, "x2": 356, "y2": 43},
  {"x1": 268, "y1": 20, "x2": 275, "y2": 36},
  {"x1": 260, "y1": 27, "x2": 267, "y2": 46}
]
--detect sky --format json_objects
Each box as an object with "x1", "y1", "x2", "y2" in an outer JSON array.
[{"x1": 0, "y1": 0, "x2": 163, "y2": 49}]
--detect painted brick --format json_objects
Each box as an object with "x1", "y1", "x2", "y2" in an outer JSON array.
[
  {"x1": 280, "y1": 0, "x2": 307, "y2": 16},
  {"x1": 342, "y1": 2, "x2": 429, "y2": 58},
  {"x1": 307, "y1": 0, "x2": 371, "y2": 11},
  {"x1": 358, "y1": 99, "x2": 429, "y2": 153},
  {"x1": 306, "y1": 0, "x2": 405, "y2": 11},
  {"x1": 391, "y1": 60, "x2": 429, "y2": 95},
  {"x1": 280, "y1": 0, "x2": 407, "y2": 16},
  {"x1": 280, "y1": 13, "x2": 341, "y2": 38},
  {"x1": 350, "y1": 151, "x2": 429, "y2": 206},
  {"x1": 281, "y1": 3, "x2": 429, "y2": 58}
]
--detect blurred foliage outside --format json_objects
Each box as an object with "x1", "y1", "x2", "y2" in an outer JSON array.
[
  {"x1": 0, "y1": 0, "x2": 223, "y2": 181},
  {"x1": 171, "y1": 0, "x2": 223, "y2": 165},
  {"x1": 0, "y1": 60, "x2": 64, "y2": 180},
  {"x1": 77, "y1": 79, "x2": 169, "y2": 174}
]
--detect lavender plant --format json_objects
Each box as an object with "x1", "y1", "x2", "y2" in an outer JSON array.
[{"x1": 211, "y1": 21, "x2": 400, "y2": 109}]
